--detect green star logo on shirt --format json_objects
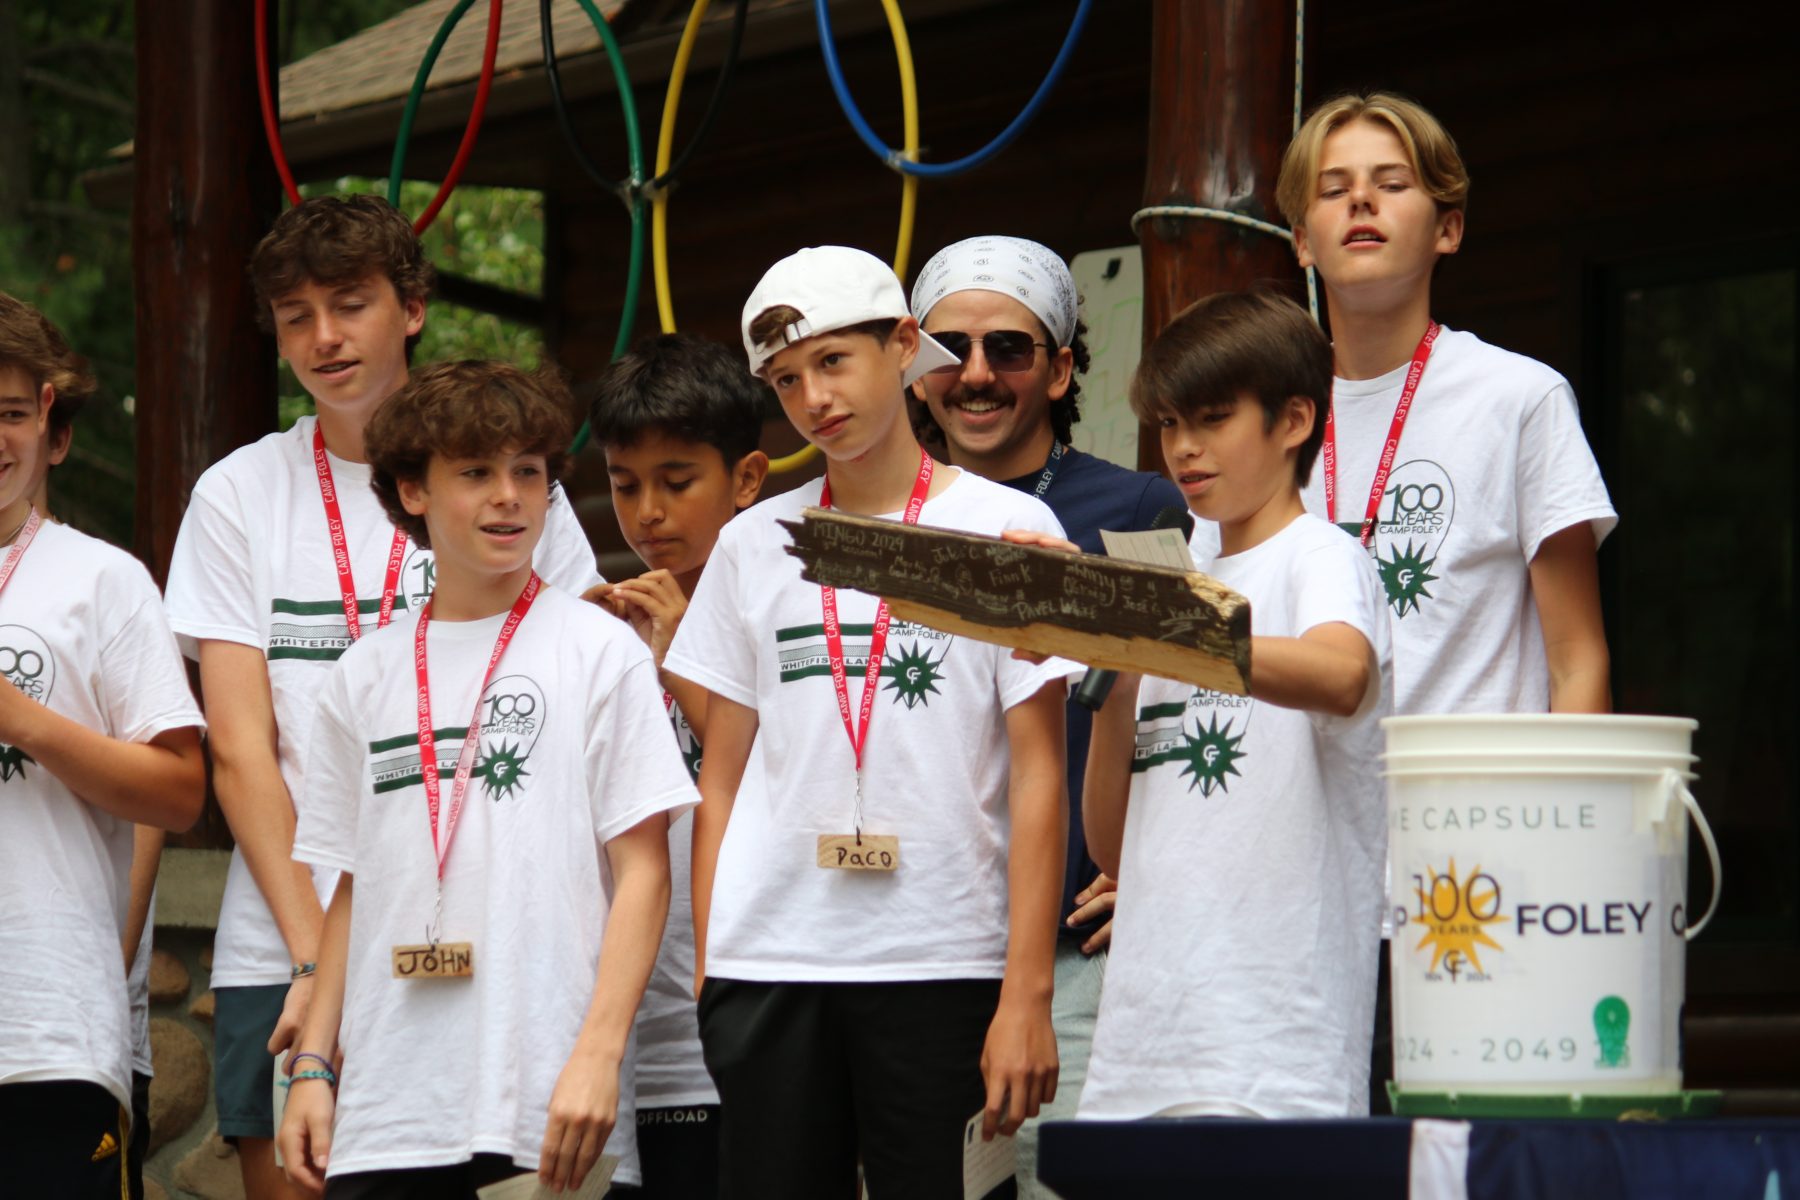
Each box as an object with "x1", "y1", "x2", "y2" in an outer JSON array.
[
  {"x1": 478, "y1": 738, "x2": 531, "y2": 801},
  {"x1": 0, "y1": 743, "x2": 34, "y2": 783},
  {"x1": 1177, "y1": 712, "x2": 1246, "y2": 797},
  {"x1": 885, "y1": 641, "x2": 944, "y2": 710},
  {"x1": 1379, "y1": 539, "x2": 1440, "y2": 618}
]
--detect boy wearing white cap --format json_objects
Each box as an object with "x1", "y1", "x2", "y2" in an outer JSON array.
[
  {"x1": 664, "y1": 246, "x2": 1072, "y2": 1197},
  {"x1": 910, "y1": 237, "x2": 1186, "y2": 1196}
]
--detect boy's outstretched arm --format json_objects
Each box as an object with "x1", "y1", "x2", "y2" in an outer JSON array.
[
  {"x1": 541, "y1": 812, "x2": 673, "y2": 1193},
  {"x1": 1081, "y1": 672, "x2": 1140, "y2": 880},
  {"x1": 0, "y1": 682, "x2": 202, "y2": 829},
  {"x1": 1247, "y1": 623, "x2": 1376, "y2": 717},
  {"x1": 983, "y1": 680, "x2": 1066, "y2": 1141},
  {"x1": 1529, "y1": 523, "x2": 1611, "y2": 713},
  {"x1": 278, "y1": 872, "x2": 353, "y2": 1196},
  {"x1": 688, "y1": 690, "x2": 756, "y2": 998}
]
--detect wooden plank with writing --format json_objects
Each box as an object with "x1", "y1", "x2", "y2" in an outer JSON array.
[
  {"x1": 781, "y1": 508, "x2": 1251, "y2": 695},
  {"x1": 816, "y1": 834, "x2": 901, "y2": 871},
  {"x1": 391, "y1": 942, "x2": 475, "y2": 980}
]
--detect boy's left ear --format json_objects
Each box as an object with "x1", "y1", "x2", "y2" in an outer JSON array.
[
  {"x1": 732, "y1": 450, "x2": 770, "y2": 509},
  {"x1": 1436, "y1": 209, "x2": 1465, "y2": 257}
]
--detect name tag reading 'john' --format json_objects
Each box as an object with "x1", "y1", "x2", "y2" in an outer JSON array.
[
  {"x1": 817, "y1": 834, "x2": 900, "y2": 871},
  {"x1": 391, "y1": 941, "x2": 475, "y2": 979}
]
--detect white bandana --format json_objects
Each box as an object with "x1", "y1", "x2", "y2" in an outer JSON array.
[{"x1": 910, "y1": 236, "x2": 1078, "y2": 348}]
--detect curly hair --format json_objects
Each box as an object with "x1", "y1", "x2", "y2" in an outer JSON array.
[
  {"x1": 365, "y1": 361, "x2": 575, "y2": 549},
  {"x1": 0, "y1": 291, "x2": 96, "y2": 443}
]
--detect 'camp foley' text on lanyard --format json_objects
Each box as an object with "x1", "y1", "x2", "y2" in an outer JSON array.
[
  {"x1": 0, "y1": 508, "x2": 44, "y2": 601},
  {"x1": 313, "y1": 425, "x2": 409, "y2": 641},
  {"x1": 814, "y1": 452, "x2": 934, "y2": 872},
  {"x1": 1322, "y1": 321, "x2": 1440, "y2": 550},
  {"x1": 392, "y1": 572, "x2": 541, "y2": 979}
]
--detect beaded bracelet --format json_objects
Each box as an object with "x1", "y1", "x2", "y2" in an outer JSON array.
[
  {"x1": 291, "y1": 962, "x2": 317, "y2": 980},
  {"x1": 280, "y1": 1069, "x2": 336, "y2": 1090}
]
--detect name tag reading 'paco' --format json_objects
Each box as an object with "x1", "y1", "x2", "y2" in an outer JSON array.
[
  {"x1": 392, "y1": 942, "x2": 475, "y2": 979},
  {"x1": 817, "y1": 834, "x2": 900, "y2": 872}
]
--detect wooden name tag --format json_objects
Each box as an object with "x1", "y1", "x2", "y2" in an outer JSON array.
[
  {"x1": 817, "y1": 834, "x2": 900, "y2": 871},
  {"x1": 391, "y1": 941, "x2": 474, "y2": 979}
]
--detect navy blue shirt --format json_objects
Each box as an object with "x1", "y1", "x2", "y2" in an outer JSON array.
[{"x1": 998, "y1": 446, "x2": 1188, "y2": 942}]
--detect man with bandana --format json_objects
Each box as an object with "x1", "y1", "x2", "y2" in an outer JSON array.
[{"x1": 910, "y1": 236, "x2": 1184, "y2": 1198}]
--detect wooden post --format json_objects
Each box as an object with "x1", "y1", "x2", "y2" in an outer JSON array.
[
  {"x1": 133, "y1": 0, "x2": 280, "y2": 582},
  {"x1": 1136, "y1": 0, "x2": 1302, "y2": 473}
]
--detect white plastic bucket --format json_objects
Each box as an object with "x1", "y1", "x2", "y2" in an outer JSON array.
[{"x1": 1383, "y1": 714, "x2": 1721, "y2": 1098}]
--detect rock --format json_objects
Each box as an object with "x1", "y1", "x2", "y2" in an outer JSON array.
[
  {"x1": 148, "y1": 949, "x2": 190, "y2": 1005},
  {"x1": 146, "y1": 1180, "x2": 169, "y2": 1200},
  {"x1": 147, "y1": 1018, "x2": 209, "y2": 1153},
  {"x1": 189, "y1": 989, "x2": 216, "y2": 1026},
  {"x1": 174, "y1": 1128, "x2": 246, "y2": 1200}
]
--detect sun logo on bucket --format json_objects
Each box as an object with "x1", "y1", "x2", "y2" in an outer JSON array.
[{"x1": 1413, "y1": 859, "x2": 1505, "y2": 975}]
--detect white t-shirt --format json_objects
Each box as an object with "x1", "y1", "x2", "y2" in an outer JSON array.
[
  {"x1": 632, "y1": 699, "x2": 718, "y2": 1109},
  {"x1": 164, "y1": 416, "x2": 604, "y2": 987},
  {"x1": 1079, "y1": 513, "x2": 1391, "y2": 1120},
  {"x1": 129, "y1": 889, "x2": 155, "y2": 1078},
  {"x1": 293, "y1": 585, "x2": 695, "y2": 1181},
  {"x1": 0, "y1": 521, "x2": 204, "y2": 1110},
  {"x1": 1300, "y1": 328, "x2": 1616, "y2": 715},
  {"x1": 663, "y1": 468, "x2": 1075, "y2": 983}
]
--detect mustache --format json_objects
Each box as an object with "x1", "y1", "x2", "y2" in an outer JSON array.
[{"x1": 941, "y1": 382, "x2": 1017, "y2": 409}]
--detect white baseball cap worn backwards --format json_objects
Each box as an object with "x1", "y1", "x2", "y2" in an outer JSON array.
[{"x1": 741, "y1": 245, "x2": 960, "y2": 387}]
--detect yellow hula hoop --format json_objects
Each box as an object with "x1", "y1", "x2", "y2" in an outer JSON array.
[{"x1": 652, "y1": 0, "x2": 921, "y2": 475}]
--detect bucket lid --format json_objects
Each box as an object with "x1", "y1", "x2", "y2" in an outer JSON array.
[{"x1": 1383, "y1": 714, "x2": 1697, "y2": 759}]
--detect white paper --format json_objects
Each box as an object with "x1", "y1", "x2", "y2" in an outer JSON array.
[
  {"x1": 477, "y1": 1154, "x2": 618, "y2": 1200},
  {"x1": 1099, "y1": 526, "x2": 1195, "y2": 571},
  {"x1": 962, "y1": 1111, "x2": 1017, "y2": 1200}
]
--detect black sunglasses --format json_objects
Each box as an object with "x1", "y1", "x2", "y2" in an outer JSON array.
[{"x1": 928, "y1": 330, "x2": 1050, "y2": 374}]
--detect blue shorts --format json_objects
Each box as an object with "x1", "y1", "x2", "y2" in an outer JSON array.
[{"x1": 213, "y1": 983, "x2": 287, "y2": 1142}]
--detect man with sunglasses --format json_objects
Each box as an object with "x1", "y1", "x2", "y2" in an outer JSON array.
[{"x1": 910, "y1": 236, "x2": 1184, "y2": 1199}]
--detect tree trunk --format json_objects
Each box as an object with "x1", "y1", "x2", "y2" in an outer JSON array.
[
  {"x1": 0, "y1": 0, "x2": 30, "y2": 224},
  {"x1": 1137, "y1": 0, "x2": 1304, "y2": 474}
]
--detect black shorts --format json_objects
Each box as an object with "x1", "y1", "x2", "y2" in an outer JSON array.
[
  {"x1": 637, "y1": 1103, "x2": 721, "y2": 1199},
  {"x1": 324, "y1": 1155, "x2": 644, "y2": 1200},
  {"x1": 129, "y1": 1070, "x2": 151, "y2": 1200},
  {"x1": 697, "y1": 977, "x2": 1011, "y2": 1200},
  {"x1": 0, "y1": 1079, "x2": 131, "y2": 1200}
]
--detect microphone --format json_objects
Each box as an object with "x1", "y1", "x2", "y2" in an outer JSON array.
[{"x1": 1072, "y1": 506, "x2": 1195, "y2": 711}]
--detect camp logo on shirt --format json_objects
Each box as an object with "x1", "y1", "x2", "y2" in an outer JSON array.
[
  {"x1": 1338, "y1": 459, "x2": 1455, "y2": 619},
  {"x1": 368, "y1": 673, "x2": 545, "y2": 801},
  {"x1": 1129, "y1": 688, "x2": 1252, "y2": 797},
  {"x1": 0, "y1": 624, "x2": 54, "y2": 782},
  {"x1": 268, "y1": 550, "x2": 439, "y2": 664},
  {"x1": 774, "y1": 619, "x2": 952, "y2": 710},
  {"x1": 670, "y1": 704, "x2": 702, "y2": 782}
]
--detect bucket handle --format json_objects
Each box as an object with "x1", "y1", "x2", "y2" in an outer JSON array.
[{"x1": 1662, "y1": 768, "x2": 1722, "y2": 940}]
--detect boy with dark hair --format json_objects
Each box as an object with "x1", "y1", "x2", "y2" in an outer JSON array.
[
  {"x1": 164, "y1": 195, "x2": 604, "y2": 1199},
  {"x1": 278, "y1": 360, "x2": 693, "y2": 1197},
  {"x1": 665, "y1": 245, "x2": 1071, "y2": 1196},
  {"x1": 589, "y1": 332, "x2": 770, "y2": 1199},
  {"x1": 0, "y1": 292, "x2": 207, "y2": 1197},
  {"x1": 9, "y1": 295, "x2": 164, "y2": 1200},
  {"x1": 1064, "y1": 290, "x2": 1393, "y2": 1120}
]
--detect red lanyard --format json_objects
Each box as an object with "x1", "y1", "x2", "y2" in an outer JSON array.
[
  {"x1": 818, "y1": 451, "x2": 935, "y2": 775},
  {"x1": 1323, "y1": 322, "x2": 1440, "y2": 548},
  {"x1": 413, "y1": 573, "x2": 540, "y2": 881},
  {"x1": 0, "y1": 508, "x2": 43, "y2": 599},
  {"x1": 313, "y1": 425, "x2": 409, "y2": 640}
]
